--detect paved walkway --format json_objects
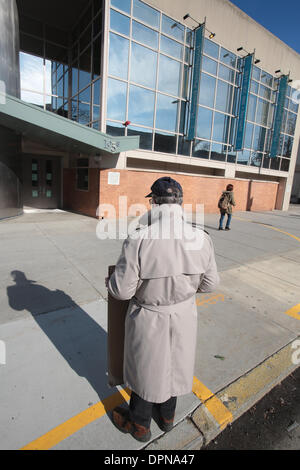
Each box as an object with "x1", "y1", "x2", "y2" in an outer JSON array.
[{"x1": 0, "y1": 206, "x2": 299, "y2": 450}]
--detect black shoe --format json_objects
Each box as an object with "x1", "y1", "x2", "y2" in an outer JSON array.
[
  {"x1": 225, "y1": 227, "x2": 231, "y2": 230},
  {"x1": 112, "y1": 407, "x2": 152, "y2": 442},
  {"x1": 218, "y1": 227, "x2": 224, "y2": 230},
  {"x1": 158, "y1": 415, "x2": 174, "y2": 432}
]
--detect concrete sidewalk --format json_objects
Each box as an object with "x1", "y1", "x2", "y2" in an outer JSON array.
[{"x1": 0, "y1": 206, "x2": 299, "y2": 450}]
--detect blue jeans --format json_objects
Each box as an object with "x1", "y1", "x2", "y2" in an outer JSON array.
[{"x1": 219, "y1": 212, "x2": 232, "y2": 229}]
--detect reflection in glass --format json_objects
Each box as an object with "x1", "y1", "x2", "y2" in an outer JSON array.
[
  {"x1": 127, "y1": 126, "x2": 153, "y2": 150},
  {"x1": 79, "y1": 49, "x2": 92, "y2": 90},
  {"x1": 21, "y1": 90, "x2": 44, "y2": 107},
  {"x1": 199, "y1": 73, "x2": 216, "y2": 108},
  {"x1": 247, "y1": 94, "x2": 257, "y2": 122},
  {"x1": 203, "y1": 38, "x2": 219, "y2": 59},
  {"x1": 107, "y1": 78, "x2": 127, "y2": 121},
  {"x1": 262, "y1": 155, "x2": 270, "y2": 169},
  {"x1": 20, "y1": 52, "x2": 44, "y2": 94},
  {"x1": 197, "y1": 106, "x2": 213, "y2": 140},
  {"x1": 280, "y1": 158, "x2": 290, "y2": 172},
  {"x1": 283, "y1": 135, "x2": 293, "y2": 157},
  {"x1": 132, "y1": 21, "x2": 159, "y2": 48},
  {"x1": 71, "y1": 100, "x2": 78, "y2": 121},
  {"x1": 212, "y1": 112, "x2": 230, "y2": 143},
  {"x1": 252, "y1": 66, "x2": 260, "y2": 81},
  {"x1": 244, "y1": 122, "x2": 254, "y2": 148},
  {"x1": 160, "y1": 35, "x2": 183, "y2": 60},
  {"x1": 158, "y1": 55, "x2": 181, "y2": 96},
  {"x1": 215, "y1": 80, "x2": 233, "y2": 113},
  {"x1": 133, "y1": 0, "x2": 160, "y2": 29},
  {"x1": 178, "y1": 136, "x2": 191, "y2": 156},
  {"x1": 109, "y1": 33, "x2": 129, "y2": 79},
  {"x1": 78, "y1": 101, "x2": 90, "y2": 125},
  {"x1": 259, "y1": 84, "x2": 271, "y2": 100},
  {"x1": 270, "y1": 157, "x2": 280, "y2": 170},
  {"x1": 227, "y1": 148, "x2": 236, "y2": 163},
  {"x1": 220, "y1": 48, "x2": 236, "y2": 68},
  {"x1": 110, "y1": 9, "x2": 130, "y2": 36},
  {"x1": 72, "y1": 67, "x2": 79, "y2": 96},
  {"x1": 250, "y1": 152, "x2": 263, "y2": 167},
  {"x1": 252, "y1": 125, "x2": 266, "y2": 152},
  {"x1": 192, "y1": 140, "x2": 210, "y2": 159},
  {"x1": 237, "y1": 149, "x2": 250, "y2": 165},
  {"x1": 156, "y1": 94, "x2": 179, "y2": 132},
  {"x1": 161, "y1": 14, "x2": 184, "y2": 42},
  {"x1": 106, "y1": 121, "x2": 125, "y2": 136},
  {"x1": 93, "y1": 35, "x2": 101, "y2": 78},
  {"x1": 131, "y1": 43, "x2": 157, "y2": 88},
  {"x1": 129, "y1": 85, "x2": 155, "y2": 127},
  {"x1": 256, "y1": 98, "x2": 269, "y2": 126},
  {"x1": 250, "y1": 80, "x2": 259, "y2": 95},
  {"x1": 210, "y1": 143, "x2": 226, "y2": 161},
  {"x1": 218, "y1": 64, "x2": 235, "y2": 83},
  {"x1": 202, "y1": 55, "x2": 217, "y2": 76},
  {"x1": 260, "y1": 72, "x2": 273, "y2": 87},
  {"x1": 286, "y1": 111, "x2": 297, "y2": 135},
  {"x1": 154, "y1": 132, "x2": 177, "y2": 154},
  {"x1": 93, "y1": 79, "x2": 101, "y2": 105},
  {"x1": 111, "y1": 0, "x2": 131, "y2": 14}
]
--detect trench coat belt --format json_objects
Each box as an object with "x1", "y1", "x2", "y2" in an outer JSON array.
[{"x1": 130, "y1": 295, "x2": 195, "y2": 314}]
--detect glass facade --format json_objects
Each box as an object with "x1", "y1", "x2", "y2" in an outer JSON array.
[
  {"x1": 19, "y1": 0, "x2": 103, "y2": 128},
  {"x1": 18, "y1": 0, "x2": 299, "y2": 172}
]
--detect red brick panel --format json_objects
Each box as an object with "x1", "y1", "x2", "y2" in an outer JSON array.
[{"x1": 63, "y1": 168, "x2": 100, "y2": 218}]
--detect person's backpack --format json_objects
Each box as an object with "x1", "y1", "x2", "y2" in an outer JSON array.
[{"x1": 218, "y1": 192, "x2": 230, "y2": 211}]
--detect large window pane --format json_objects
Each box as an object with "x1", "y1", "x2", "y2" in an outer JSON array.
[
  {"x1": 196, "y1": 106, "x2": 213, "y2": 139},
  {"x1": 129, "y1": 85, "x2": 155, "y2": 126},
  {"x1": 161, "y1": 14, "x2": 184, "y2": 42},
  {"x1": 20, "y1": 52, "x2": 44, "y2": 94},
  {"x1": 212, "y1": 111, "x2": 231, "y2": 143},
  {"x1": 78, "y1": 101, "x2": 90, "y2": 125},
  {"x1": 111, "y1": 0, "x2": 131, "y2": 14},
  {"x1": 237, "y1": 149, "x2": 250, "y2": 165},
  {"x1": 192, "y1": 140, "x2": 210, "y2": 159},
  {"x1": 110, "y1": 9, "x2": 130, "y2": 36},
  {"x1": 107, "y1": 78, "x2": 127, "y2": 121},
  {"x1": 132, "y1": 20, "x2": 159, "y2": 48},
  {"x1": 203, "y1": 38, "x2": 219, "y2": 59},
  {"x1": 286, "y1": 111, "x2": 297, "y2": 135},
  {"x1": 215, "y1": 80, "x2": 233, "y2": 113},
  {"x1": 156, "y1": 94, "x2": 179, "y2": 132},
  {"x1": 133, "y1": 0, "x2": 160, "y2": 29},
  {"x1": 220, "y1": 47, "x2": 236, "y2": 68},
  {"x1": 199, "y1": 73, "x2": 216, "y2": 108},
  {"x1": 247, "y1": 94, "x2": 257, "y2": 122},
  {"x1": 127, "y1": 126, "x2": 153, "y2": 150},
  {"x1": 218, "y1": 64, "x2": 235, "y2": 83},
  {"x1": 259, "y1": 84, "x2": 271, "y2": 101},
  {"x1": 131, "y1": 43, "x2": 157, "y2": 88},
  {"x1": 154, "y1": 132, "x2": 177, "y2": 153},
  {"x1": 261, "y1": 71, "x2": 273, "y2": 87},
  {"x1": 252, "y1": 125, "x2": 266, "y2": 151},
  {"x1": 202, "y1": 55, "x2": 217, "y2": 75},
  {"x1": 283, "y1": 135, "x2": 293, "y2": 157},
  {"x1": 244, "y1": 122, "x2": 254, "y2": 148},
  {"x1": 109, "y1": 33, "x2": 129, "y2": 79},
  {"x1": 160, "y1": 35, "x2": 183, "y2": 60},
  {"x1": 158, "y1": 55, "x2": 181, "y2": 96},
  {"x1": 210, "y1": 143, "x2": 226, "y2": 161},
  {"x1": 256, "y1": 98, "x2": 269, "y2": 126},
  {"x1": 252, "y1": 66, "x2": 260, "y2": 81}
]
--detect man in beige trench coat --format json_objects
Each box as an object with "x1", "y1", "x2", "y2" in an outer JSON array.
[{"x1": 107, "y1": 177, "x2": 220, "y2": 442}]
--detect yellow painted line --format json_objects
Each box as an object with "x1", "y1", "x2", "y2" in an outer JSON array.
[
  {"x1": 21, "y1": 387, "x2": 131, "y2": 451},
  {"x1": 285, "y1": 303, "x2": 300, "y2": 320},
  {"x1": 234, "y1": 216, "x2": 300, "y2": 243},
  {"x1": 192, "y1": 377, "x2": 233, "y2": 430},
  {"x1": 196, "y1": 293, "x2": 225, "y2": 307}
]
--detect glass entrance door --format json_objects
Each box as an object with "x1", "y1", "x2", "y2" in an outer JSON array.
[{"x1": 23, "y1": 156, "x2": 61, "y2": 209}]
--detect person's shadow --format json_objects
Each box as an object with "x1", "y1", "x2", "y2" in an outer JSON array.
[{"x1": 6, "y1": 270, "x2": 126, "y2": 419}]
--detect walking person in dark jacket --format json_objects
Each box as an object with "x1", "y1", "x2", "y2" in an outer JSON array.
[{"x1": 218, "y1": 184, "x2": 236, "y2": 230}]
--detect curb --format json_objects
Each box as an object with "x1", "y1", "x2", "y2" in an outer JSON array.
[{"x1": 145, "y1": 338, "x2": 300, "y2": 450}]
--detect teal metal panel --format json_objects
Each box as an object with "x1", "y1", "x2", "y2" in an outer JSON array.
[
  {"x1": 0, "y1": 93, "x2": 140, "y2": 155},
  {"x1": 234, "y1": 54, "x2": 253, "y2": 151},
  {"x1": 186, "y1": 24, "x2": 205, "y2": 141},
  {"x1": 269, "y1": 75, "x2": 289, "y2": 158}
]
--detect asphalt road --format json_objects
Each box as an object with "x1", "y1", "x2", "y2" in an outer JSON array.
[{"x1": 203, "y1": 366, "x2": 300, "y2": 450}]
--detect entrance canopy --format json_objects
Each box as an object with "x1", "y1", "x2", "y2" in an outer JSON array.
[{"x1": 0, "y1": 93, "x2": 140, "y2": 155}]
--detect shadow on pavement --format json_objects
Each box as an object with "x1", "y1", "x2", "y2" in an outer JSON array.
[{"x1": 6, "y1": 270, "x2": 124, "y2": 423}]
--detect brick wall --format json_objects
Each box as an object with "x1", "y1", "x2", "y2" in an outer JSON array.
[
  {"x1": 98, "y1": 169, "x2": 279, "y2": 218},
  {"x1": 63, "y1": 168, "x2": 100, "y2": 218}
]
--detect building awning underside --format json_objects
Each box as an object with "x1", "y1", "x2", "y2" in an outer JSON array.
[{"x1": 0, "y1": 94, "x2": 140, "y2": 155}]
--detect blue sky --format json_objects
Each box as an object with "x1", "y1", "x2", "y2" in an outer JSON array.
[{"x1": 229, "y1": 0, "x2": 300, "y2": 54}]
